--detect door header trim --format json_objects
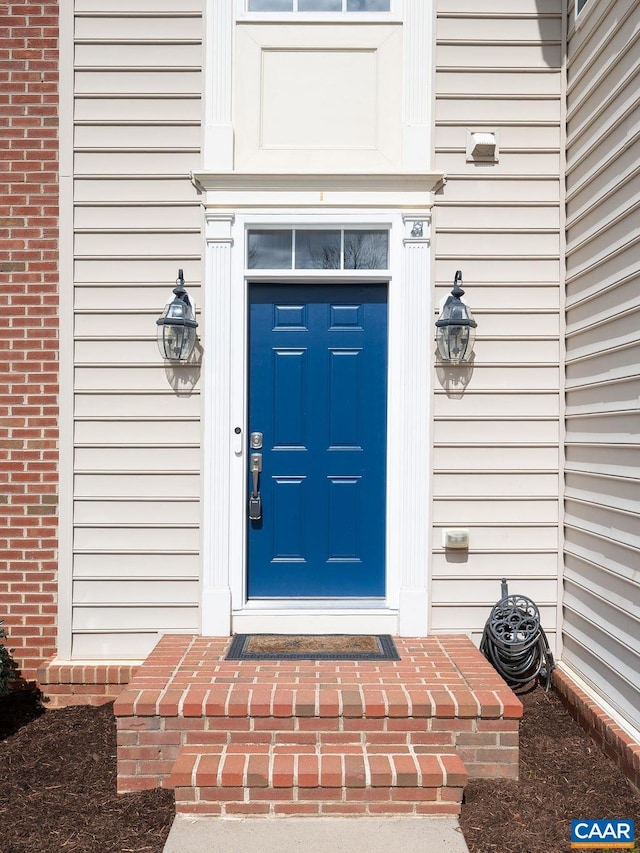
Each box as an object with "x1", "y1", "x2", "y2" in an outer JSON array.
[{"x1": 192, "y1": 171, "x2": 444, "y2": 210}]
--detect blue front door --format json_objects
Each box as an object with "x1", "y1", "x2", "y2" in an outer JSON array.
[{"x1": 247, "y1": 283, "x2": 387, "y2": 598}]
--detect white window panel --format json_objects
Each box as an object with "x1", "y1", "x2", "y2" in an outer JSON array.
[
  {"x1": 246, "y1": 228, "x2": 390, "y2": 270},
  {"x1": 247, "y1": 0, "x2": 391, "y2": 11}
]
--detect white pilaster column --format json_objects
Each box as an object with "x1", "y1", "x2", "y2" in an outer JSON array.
[
  {"x1": 397, "y1": 214, "x2": 432, "y2": 635},
  {"x1": 201, "y1": 212, "x2": 235, "y2": 635},
  {"x1": 204, "y1": 0, "x2": 234, "y2": 170},
  {"x1": 402, "y1": 0, "x2": 434, "y2": 171}
]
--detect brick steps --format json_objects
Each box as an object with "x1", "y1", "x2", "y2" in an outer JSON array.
[
  {"x1": 115, "y1": 635, "x2": 523, "y2": 801},
  {"x1": 165, "y1": 743, "x2": 467, "y2": 817}
]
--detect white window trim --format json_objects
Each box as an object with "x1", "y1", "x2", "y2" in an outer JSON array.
[
  {"x1": 208, "y1": 1, "x2": 434, "y2": 171},
  {"x1": 236, "y1": 0, "x2": 401, "y2": 22},
  {"x1": 574, "y1": 0, "x2": 595, "y2": 27},
  {"x1": 202, "y1": 209, "x2": 433, "y2": 636},
  {"x1": 246, "y1": 225, "x2": 391, "y2": 272}
]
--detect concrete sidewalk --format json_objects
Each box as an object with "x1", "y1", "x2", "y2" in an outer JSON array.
[{"x1": 163, "y1": 816, "x2": 471, "y2": 853}]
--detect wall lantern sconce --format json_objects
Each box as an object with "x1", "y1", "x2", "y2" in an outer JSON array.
[
  {"x1": 156, "y1": 269, "x2": 198, "y2": 361},
  {"x1": 435, "y1": 270, "x2": 477, "y2": 363}
]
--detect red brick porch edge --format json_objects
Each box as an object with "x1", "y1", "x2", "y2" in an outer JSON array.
[
  {"x1": 36, "y1": 660, "x2": 139, "y2": 707},
  {"x1": 553, "y1": 668, "x2": 640, "y2": 794}
]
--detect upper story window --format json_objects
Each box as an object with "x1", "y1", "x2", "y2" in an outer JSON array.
[{"x1": 248, "y1": 0, "x2": 390, "y2": 11}]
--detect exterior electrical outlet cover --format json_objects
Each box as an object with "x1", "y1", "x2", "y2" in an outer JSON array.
[{"x1": 442, "y1": 528, "x2": 470, "y2": 550}]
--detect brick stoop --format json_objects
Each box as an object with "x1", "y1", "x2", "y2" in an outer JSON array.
[
  {"x1": 37, "y1": 659, "x2": 139, "y2": 707},
  {"x1": 165, "y1": 742, "x2": 467, "y2": 817},
  {"x1": 114, "y1": 633, "x2": 522, "y2": 807}
]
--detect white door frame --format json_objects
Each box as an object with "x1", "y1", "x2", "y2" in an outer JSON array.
[{"x1": 198, "y1": 180, "x2": 438, "y2": 636}]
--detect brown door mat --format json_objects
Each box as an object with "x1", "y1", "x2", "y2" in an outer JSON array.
[{"x1": 226, "y1": 634, "x2": 400, "y2": 661}]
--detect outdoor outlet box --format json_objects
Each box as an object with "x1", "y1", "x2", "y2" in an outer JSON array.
[{"x1": 442, "y1": 528, "x2": 470, "y2": 549}]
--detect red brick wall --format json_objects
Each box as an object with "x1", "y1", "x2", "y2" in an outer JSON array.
[{"x1": 0, "y1": 1, "x2": 59, "y2": 681}]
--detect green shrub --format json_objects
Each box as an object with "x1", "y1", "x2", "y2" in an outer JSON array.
[{"x1": 0, "y1": 621, "x2": 19, "y2": 696}]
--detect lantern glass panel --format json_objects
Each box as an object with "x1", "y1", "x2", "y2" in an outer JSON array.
[
  {"x1": 437, "y1": 322, "x2": 475, "y2": 362},
  {"x1": 157, "y1": 322, "x2": 196, "y2": 361}
]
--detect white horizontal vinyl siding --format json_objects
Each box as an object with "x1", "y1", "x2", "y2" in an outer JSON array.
[
  {"x1": 564, "y1": 0, "x2": 640, "y2": 733},
  {"x1": 69, "y1": 2, "x2": 204, "y2": 659},
  {"x1": 432, "y1": 1, "x2": 563, "y2": 648}
]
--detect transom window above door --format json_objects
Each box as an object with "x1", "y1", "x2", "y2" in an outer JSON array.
[
  {"x1": 247, "y1": 228, "x2": 389, "y2": 270},
  {"x1": 247, "y1": 0, "x2": 390, "y2": 12}
]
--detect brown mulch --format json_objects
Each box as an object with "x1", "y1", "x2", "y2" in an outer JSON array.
[
  {"x1": 0, "y1": 689, "x2": 174, "y2": 853},
  {"x1": 460, "y1": 685, "x2": 640, "y2": 852},
  {"x1": 0, "y1": 682, "x2": 638, "y2": 853}
]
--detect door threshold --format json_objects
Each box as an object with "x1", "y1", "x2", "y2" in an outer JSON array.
[{"x1": 231, "y1": 608, "x2": 399, "y2": 635}]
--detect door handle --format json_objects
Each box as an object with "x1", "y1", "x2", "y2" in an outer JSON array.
[
  {"x1": 249, "y1": 452, "x2": 262, "y2": 520},
  {"x1": 250, "y1": 453, "x2": 262, "y2": 495}
]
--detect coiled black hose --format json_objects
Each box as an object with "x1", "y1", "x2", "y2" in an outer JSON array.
[{"x1": 480, "y1": 580, "x2": 555, "y2": 690}]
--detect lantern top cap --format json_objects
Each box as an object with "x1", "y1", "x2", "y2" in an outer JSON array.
[
  {"x1": 451, "y1": 269, "x2": 465, "y2": 299},
  {"x1": 156, "y1": 269, "x2": 198, "y2": 330},
  {"x1": 435, "y1": 270, "x2": 477, "y2": 330},
  {"x1": 174, "y1": 268, "x2": 186, "y2": 295}
]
